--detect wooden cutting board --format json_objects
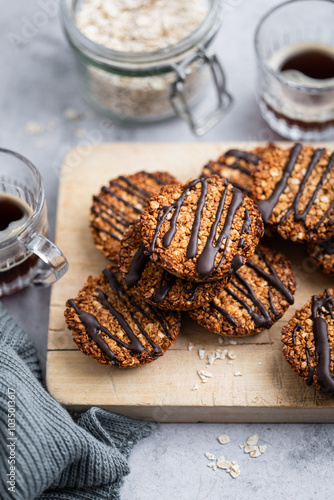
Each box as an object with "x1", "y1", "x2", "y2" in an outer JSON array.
[{"x1": 47, "y1": 142, "x2": 334, "y2": 422}]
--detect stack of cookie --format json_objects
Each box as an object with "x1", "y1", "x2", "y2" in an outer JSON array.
[{"x1": 64, "y1": 142, "x2": 334, "y2": 396}]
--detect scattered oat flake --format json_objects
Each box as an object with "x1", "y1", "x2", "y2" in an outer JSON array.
[
  {"x1": 198, "y1": 348, "x2": 205, "y2": 359},
  {"x1": 259, "y1": 445, "x2": 267, "y2": 454},
  {"x1": 246, "y1": 434, "x2": 259, "y2": 446},
  {"x1": 207, "y1": 351, "x2": 217, "y2": 365},
  {"x1": 259, "y1": 361, "x2": 263, "y2": 366},
  {"x1": 218, "y1": 434, "x2": 230, "y2": 445},
  {"x1": 216, "y1": 457, "x2": 231, "y2": 470},
  {"x1": 227, "y1": 361, "x2": 233, "y2": 365},
  {"x1": 25, "y1": 122, "x2": 44, "y2": 135},
  {"x1": 229, "y1": 339, "x2": 237, "y2": 345},
  {"x1": 207, "y1": 462, "x2": 217, "y2": 470},
  {"x1": 188, "y1": 342, "x2": 194, "y2": 351},
  {"x1": 218, "y1": 337, "x2": 224, "y2": 345},
  {"x1": 205, "y1": 452, "x2": 215, "y2": 460},
  {"x1": 229, "y1": 462, "x2": 241, "y2": 478},
  {"x1": 192, "y1": 384, "x2": 199, "y2": 391},
  {"x1": 244, "y1": 445, "x2": 256, "y2": 454},
  {"x1": 227, "y1": 351, "x2": 236, "y2": 360},
  {"x1": 250, "y1": 448, "x2": 262, "y2": 458},
  {"x1": 75, "y1": 128, "x2": 85, "y2": 137},
  {"x1": 234, "y1": 371, "x2": 242, "y2": 377},
  {"x1": 64, "y1": 108, "x2": 82, "y2": 120}
]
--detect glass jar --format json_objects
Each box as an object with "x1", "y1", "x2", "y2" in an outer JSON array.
[
  {"x1": 60, "y1": 0, "x2": 232, "y2": 135},
  {"x1": 255, "y1": 0, "x2": 334, "y2": 141}
]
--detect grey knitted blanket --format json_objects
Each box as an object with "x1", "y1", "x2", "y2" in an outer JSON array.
[{"x1": 0, "y1": 304, "x2": 154, "y2": 500}]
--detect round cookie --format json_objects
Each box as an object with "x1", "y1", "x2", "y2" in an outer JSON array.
[
  {"x1": 65, "y1": 266, "x2": 181, "y2": 368},
  {"x1": 251, "y1": 143, "x2": 334, "y2": 243},
  {"x1": 90, "y1": 171, "x2": 178, "y2": 262},
  {"x1": 307, "y1": 240, "x2": 334, "y2": 277},
  {"x1": 119, "y1": 222, "x2": 231, "y2": 311},
  {"x1": 140, "y1": 175, "x2": 264, "y2": 282},
  {"x1": 282, "y1": 288, "x2": 334, "y2": 396},
  {"x1": 201, "y1": 147, "x2": 264, "y2": 194},
  {"x1": 189, "y1": 246, "x2": 296, "y2": 337}
]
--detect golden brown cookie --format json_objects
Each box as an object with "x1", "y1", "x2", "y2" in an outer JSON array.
[
  {"x1": 282, "y1": 288, "x2": 334, "y2": 396},
  {"x1": 189, "y1": 246, "x2": 296, "y2": 336},
  {"x1": 251, "y1": 143, "x2": 334, "y2": 243},
  {"x1": 140, "y1": 175, "x2": 264, "y2": 282},
  {"x1": 90, "y1": 171, "x2": 178, "y2": 262},
  {"x1": 119, "y1": 222, "x2": 231, "y2": 311},
  {"x1": 65, "y1": 266, "x2": 181, "y2": 368},
  {"x1": 201, "y1": 147, "x2": 263, "y2": 194},
  {"x1": 307, "y1": 240, "x2": 334, "y2": 277}
]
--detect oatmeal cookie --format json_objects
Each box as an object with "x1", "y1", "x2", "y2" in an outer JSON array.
[
  {"x1": 282, "y1": 288, "x2": 334, "y2": 396},
  {"x1": 65, "y1": 266, "x2": 181, "y2": 368},
  {"x1": 251, "y1": 143, "x2": 334, "y2": 243},
  {"x1": 201, "y1": 147, "x2": 264, "y2": 194},
  {"x1": 189, "y1": 246, "x2": 296, "y2": 336},
  {"x1": 90, "y1": 171, "x2": 178, "y2": 262},
  {"x1": 307, "y1": 239, "x2": 334, "y2": 277},
  {"x1": 119, "y1": 222, "x2": 231, "y2": 311},
  {"x1": 140, "y1": 175, "x2": 264, "y2": 282}
]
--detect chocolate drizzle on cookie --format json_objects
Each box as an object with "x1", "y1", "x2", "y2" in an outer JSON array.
[
  {"x1": 310, "y1": 289, "x2": 334, "y2": 395},
  {"x1": 149, "y1": 177, "x2": 250, "y2": 279},
  {"x1": 210, "y1": 248, "x2": 294, "y2": 330},
  {"x1": 91, "y1": 172, "x2": 176, "y2": 248},
  {"x1": 124, "y1": 241, "x2": 201, "y2": 305},
  {"x1": 292, "y1": 322, "x2": 303, "y2": 345},
  {"x1": 203, "y1": 149, "x2": 262, "y2": 193},
  {"x1": 257, "y1": 143, "x2": 334, "y2": 230},
  {"x1": 124, "y1": 244, "x2": 149, "y2": 288},
  {"x1": 320, "y1": 240, "x2": 334, "y2": 256},
  {"x1": 67, "y1": 268, "x2": 182, "y2": 365}
]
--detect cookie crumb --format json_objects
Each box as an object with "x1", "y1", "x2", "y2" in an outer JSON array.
[
  {"x1": 234, "y1": 371, "x2": 242, "y2": 377},
  {"x1": 198, "y1": 348, "x2": 206, "y2": 360},
  {"x1": 198, "y1": 370, "x2": 213, "y2": 382},
  {"x1": 218, "y1": 434, "x2": 230, "y2": 445},
  {"x1": 229, "y1": 339, "x2": 237, "y2": 345}
]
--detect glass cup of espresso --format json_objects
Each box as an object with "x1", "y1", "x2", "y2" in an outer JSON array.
[
  {"x1": 255, "y1": 0, "x2": 334, "y2": 140},
  {"x1": 0, "y1": 148, "x2": 68, "y2": 296}
]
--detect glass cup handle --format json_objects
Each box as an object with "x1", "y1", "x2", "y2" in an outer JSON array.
[
  {"x1": 25, "y1": 233, "x2": 69, "y2": 287},
  {"x1": 169, "y1": 47, "x2": 233, "y2": 136}
]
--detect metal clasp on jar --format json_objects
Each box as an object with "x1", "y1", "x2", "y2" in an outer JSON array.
[{"x1": 170, "y1": 47, "x2": 233, "y2": 136}]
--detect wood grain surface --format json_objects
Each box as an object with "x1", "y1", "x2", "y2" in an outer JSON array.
[{"x1": 47, "y1": 142, "x2": 334, "y2": 422}]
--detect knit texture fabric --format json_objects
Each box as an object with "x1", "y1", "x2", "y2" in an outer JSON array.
[{"x1": 0, "y1": 304, "x2": 154, "y2": 500}]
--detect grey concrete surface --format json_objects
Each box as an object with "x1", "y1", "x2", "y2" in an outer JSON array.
[{"x1": 0, "y1": 0, "x2": 333, "y2": 499}]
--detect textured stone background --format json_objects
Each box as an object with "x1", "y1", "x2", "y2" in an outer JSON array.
[{"x1": 1, "y1": 1, "x2": 332, "y2": 498}]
